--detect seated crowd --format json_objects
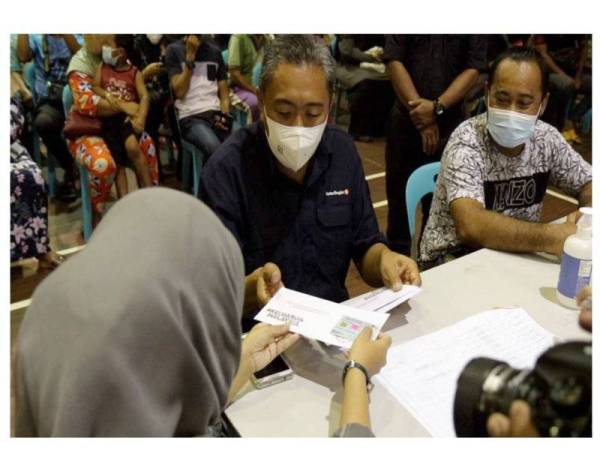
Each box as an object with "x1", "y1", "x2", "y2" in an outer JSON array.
[{"x1": 10, "y1": 33, "x2": 592, "y2": 437}]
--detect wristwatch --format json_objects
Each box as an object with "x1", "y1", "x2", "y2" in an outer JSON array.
[
  {"x1": 185, "y1": 59, "x2": 195, "y2": 70},
  {"x1": 343, "y1": 360, "x2": 374, "y2": 392},
  {"x1": 434, "y1": 98, "x2": 446, "y2": 116}
]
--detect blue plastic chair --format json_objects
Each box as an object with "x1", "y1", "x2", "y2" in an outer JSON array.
[
  {"x1": 405, "y1": 162, "x2": 441, "y2": 239},
  {"x1": 23, "y1": 61, "x2": 58, "y2": 197},
  {"x1": 22, "y1": 62, "x2": 39, "y2": 105},
  {"x1": 252, "y1": 62, "x2": 262, "y2": 88},
  {"x1": 582, "y1": 108, "x2": 592, "y2": 134},
  {"x1": 181, "y1": 140, "x2": 204, "y2": 197},
  {"x1": 168, "y1": 85, "x2": 204, "y2": 196},
  {"x1": 62, "y1": 84, "x2": 93, "y2": 241}
]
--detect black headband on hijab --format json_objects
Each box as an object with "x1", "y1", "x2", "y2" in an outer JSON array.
[{"x1": 15, "y1": 187, "x2": 245, "y2": 436}]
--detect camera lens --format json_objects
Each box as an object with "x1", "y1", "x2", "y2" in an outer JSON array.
[
  {"x1": 453, "y1": 357, "x2": 506, "y2": 436},
  {"x1": 454, "y1": 342, "x2": 591, "y2": 437}
]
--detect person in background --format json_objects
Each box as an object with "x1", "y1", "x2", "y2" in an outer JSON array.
[
  {"x1": 534, "y1": 34, "x2": 591, "y2": 136},
  {"x1": 10, "y1": 96, "x2": 63, "y2": 269},
  {"x1": 134, "y1": 34, "x2": 172, "y2": 181},
  {"x1": 66, "y1": 34, "x2": 158, "y2": 228},
  {"x1": 136, "y1": 34, "x2": 188, "y2": 182},
  {"x1": 383, "y1": 35, "x2": 487, "y2": 256},
  {"x1": 92, "y1": 34, "x2": 154, "y2": 196},
  {"x1": 10, "y1": 34, "x2": 35, "y2": 161},
  {"x1": 486, "y1": 286, "x2": 591, "y2": 437},
  {"x1": 15, "y1": 188, "x2": 390, "y2": 437},
  {"x1": 419, "y1": 46, "x2": 592, "y2": 269},
  {"x1": 10, "y1": 35, "x2": 33, "y2": 105},
  {"x1": 17, "y1": 34, "x2": 83, "y2": 202},
  {"x1": 201, "y1": 35, "x2": 421, "y2": 321},
  {"x1": 333, "y1": 34, "x2": 394, "y2": 142},
  {"x1": 227, "y1": 34, "x2": 265, "y2": 121},
  {"x1": 212, "y1": 34, "x2": 232, "y2": 51},
  {"x1": 165, "y1": 34, "x2": 232, "y2": 163}
]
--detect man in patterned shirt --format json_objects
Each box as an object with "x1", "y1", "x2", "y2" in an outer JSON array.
[{"x1": 419, "y1": 46, "x2": 592, "y2": 269}]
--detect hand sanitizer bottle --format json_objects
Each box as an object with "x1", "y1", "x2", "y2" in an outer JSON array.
[{"x1": 557, "y1": 207, "x2": 592, "y2": 309}]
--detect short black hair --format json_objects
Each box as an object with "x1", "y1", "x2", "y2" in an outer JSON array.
[
  {"x1": 489, "y1": 46, "x2": 549, "y2": 96},
  {"x1": 114, "y1": 34, "x2": 141, "y2": 67}
]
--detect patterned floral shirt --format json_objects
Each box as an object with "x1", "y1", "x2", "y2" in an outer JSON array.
[{"x1": 419, "y1": 113, "x2": 592, "y2": 265}]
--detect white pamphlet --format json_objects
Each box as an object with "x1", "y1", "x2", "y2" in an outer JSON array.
[
  {"x1": 254, "y1": 287, "x2": 389, "y2": 349},
  {"x1": 375, "y1": 308, "x2": 555, "y2": 437},
  {"x1": 344, "y1": 285, "x2": 421, "y2": 313}
]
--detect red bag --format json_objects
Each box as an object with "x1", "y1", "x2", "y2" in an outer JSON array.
[{"x1": 63, "y1": 110, "x2": 102, "y2": 139}]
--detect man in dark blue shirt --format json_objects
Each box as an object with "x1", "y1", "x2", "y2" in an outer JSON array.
[{"x1": 201, "y1": 35, "x2": 420, "y2": 314}]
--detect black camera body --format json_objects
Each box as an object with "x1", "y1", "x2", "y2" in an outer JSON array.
[{"x1": 453, "y1": 341, "x2": 591, "y2": 437}]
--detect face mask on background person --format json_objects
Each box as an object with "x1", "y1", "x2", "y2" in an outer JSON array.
[
  {"x1": 147, "y1": 34, "x2": 163, "y2": 45},
  {"x1": 264, "y1": 109, "x2": 327, "y2": 172},
  {"x1": 486, "y1": 99, "x2": 542, "y2": 149},
  {"x1": 102, "y1": 45, "x2": 119, "y2": 66}
]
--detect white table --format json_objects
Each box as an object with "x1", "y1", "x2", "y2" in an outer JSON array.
[{"x1": 225, "y1": 249, "x2": 589, "y2": 436}]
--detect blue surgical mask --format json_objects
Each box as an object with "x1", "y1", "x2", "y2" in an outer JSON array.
[{"x1": 486, "y1": 101, "x2": 542, "y2": 149}]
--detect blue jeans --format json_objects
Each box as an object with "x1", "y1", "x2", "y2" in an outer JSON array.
[{"x1": 180, "y1": 114, "x2": 222, "y2": 160}]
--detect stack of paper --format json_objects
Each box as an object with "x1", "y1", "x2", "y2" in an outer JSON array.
[
  {"x1": 344, "y1": 285, "x2": 421, "y2": 313},
  {"x1": 375, "y1": 308, "x2": 555, "y2": 437},
  {"x1": 254, "y1": 287, "x2": 389, "y2": 349}
]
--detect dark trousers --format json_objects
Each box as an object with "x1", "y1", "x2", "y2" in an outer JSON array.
[
  {"x1": 145, "y1": 99, "x2": 168, "y2": 181},
  {"x1": 385, "y1": 103, "x2": 462, "y2": 255},
  {"x1": 542, "y1": 72, "x2": 592, "y2": 131},
  {"x1": 347, "y1": 79, "x2": 395, "y2": 138},
  {"x1": 33, "y1": 98, "x2": 75, "y2": 177}
]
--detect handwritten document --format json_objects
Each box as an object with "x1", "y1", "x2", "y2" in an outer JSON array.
[
  {"x1": 255, "y1": 287, "x2": 389, "y2": 349},
  {"x1": 375, "y1": 308, "x2": 555, "y2": 436}
]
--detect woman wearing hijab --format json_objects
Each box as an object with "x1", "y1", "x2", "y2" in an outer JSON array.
[{"x1": 15, "y1": 188, "x2": 389, "y2": 437}]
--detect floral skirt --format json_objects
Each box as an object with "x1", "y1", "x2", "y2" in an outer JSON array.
[{"x1": 10, "y1": 143, "x2": 50, "y2": 261}]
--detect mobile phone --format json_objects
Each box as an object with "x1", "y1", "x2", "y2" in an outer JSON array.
[{"x1": 251, "y1": 355, "x2": 293, "y2": 389}]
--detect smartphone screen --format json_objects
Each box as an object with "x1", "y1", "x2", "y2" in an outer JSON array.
[{"x1": 254, "y1": 355, "x2": 290, "y2": 380}]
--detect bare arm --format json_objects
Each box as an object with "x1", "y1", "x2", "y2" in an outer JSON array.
[
  {"x1": 142, "y1": 62, "x2": 164, "y2": 81},
  {"x1": 61, "y1": 34, "x2": 81, "y2": 54},
  {"x1": 450, "y1": 198, "x2": 577, "y2": 256},
  {"x1": 386, "y1": 60, "x2": 420, "y2": 109},
  {"x1": 243, "y1": 269, "x2": 263, "y2": 315},
  {"x1": 170, "y1": 65, "x2": 193, "y2": 100},
  {"x1": 338, "y1": 37, "x2": 377, "y2": 64},
  {"x1": 358, "y1": 242, "x2": 421, "y2": 289},
  {"x1": 134, "y1": 70, "x2": 150, "y2": 122},
  {"x1": 17, "y1": 34, "x2": 32, "y2": 63},
  {"x1": 10, "y1": 71, "x2": 33, "y2": 102},
  {"x1": 535, "y1": 43, "x2": 568, "y2": 77},
  {"x1": 340, "y1": 327, "x2": 391, "y2": 430},
  {"x1": 438, "y1": 68, "x2": 479, "y2": 108},
  {"x1": 357, "y1": 242, "x2": 387, "y2": 286},
  {"x1": 68, "y1": 70, "x2": 122, "y2": 117},
  {"x1": 91, "y1": 63, "x2": 109, "y2": 98},
  {"x1": 578, "y1": 181, "x2": 592, "y2": 207},
  {"x1": 340, "y1": 370, "x2": 371, "y2": 428},
  {"x1": 229, "y1": 67, "x2": 257, "y2": 94},
  {"x1": 227, "y1": 345, "x2": 253, "y2": 404},
  {"x1": 218, "y1": 79, "x2": 230, "y2": 114}
]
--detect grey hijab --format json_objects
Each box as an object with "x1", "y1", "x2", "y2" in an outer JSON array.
[{"x1": 15, "y1": 188, "x2": 245, "y2": 437}]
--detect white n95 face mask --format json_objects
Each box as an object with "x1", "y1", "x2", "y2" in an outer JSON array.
[
  {"x1": 264, "y1": 111, "x2": 327, "y2": 172},
  {"x1": 102, "y1": 46, "x2": 119, "y2": 66},
  {"x1": 486, "y1": 102, "x2": 541, "y2": 149}
]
